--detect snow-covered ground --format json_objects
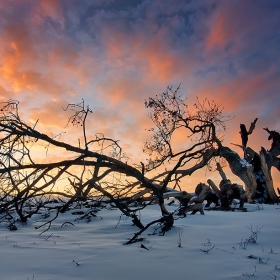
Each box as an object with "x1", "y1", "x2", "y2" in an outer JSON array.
[{"x1": 1, "y1": 202, "x2": 280, "y2": 280}]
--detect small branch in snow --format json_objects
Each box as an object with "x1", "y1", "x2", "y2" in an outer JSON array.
[
  {"x1": 140, "y1": 244, "x2": 149, "y2": 250},
  {"x1": 267, "y1": 272, "x2": 277, "y2": 279},
  {"x1": 45, "y1": 233, "x2": 53, "y2": 241},
  {"x1": 61, "y1": 222, "x2": 74, "y2": 227},
  {"x1": 201, "y1": 245, "x2": 215, "y2": 253}
]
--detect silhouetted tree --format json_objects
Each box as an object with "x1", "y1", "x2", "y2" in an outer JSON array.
[
  {"x1": 143, "y1": 87, "x2": 278, "y2": 203},
  {"x1": 0, "y1": 86, "x2": 279, "y2": 235}
]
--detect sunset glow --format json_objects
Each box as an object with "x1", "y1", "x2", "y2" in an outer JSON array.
[{"x1": 1, "y1": 0, "x2": 280, "y2": 191}]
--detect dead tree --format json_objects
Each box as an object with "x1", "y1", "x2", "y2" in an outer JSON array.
[
  {"x1": 1, "y1": 86, "x2": 279, "y2": 236},
  {"x1": 143, "y1": 91, "x2": 277, "y2": 204},
  {"x1": 220, "y1": 121, "x2": 279, "y2": 203},
  {"x1": 143, "y1": 86, "x2": 228, "y2": 190},
  {"x1": 0, "y1": 86, "x2": 232, "y2": 236},
  {"x1": 176, "y1": 183, "x2": 210, "y2": 216},
  {"x1": 1, "y1": 92, "x2": 225, "y2": 233},
  {"x1": 240, "y1": 118, "x2": 258, "y2": 158},
  {"x1": 0, "y1": 99, "x2": 169, "y2": 228},
  {"x1": 207, "y1": 163, "x2": 246, "y2": 209}
]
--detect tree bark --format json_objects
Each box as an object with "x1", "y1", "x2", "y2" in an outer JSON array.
[
  {"x1": 219, "y1": 146, "x2": 257, "y2": 203},
  {"x1": 216, "y1": 163, "x2": 228, "y2": 182},
  {"x1": 207, "y1": 179, "x2": 222, "y2": 200},
  {"x1": 260, "y1": 148, "x2": 278, "y2": 201}
]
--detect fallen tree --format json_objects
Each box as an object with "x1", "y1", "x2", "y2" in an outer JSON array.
[
  {"x1": 0, "y1": 86, "x2": 279, "y2": 239},
  {"x1": 0, "y1": 89, "x2": 227, "y2": 227}
]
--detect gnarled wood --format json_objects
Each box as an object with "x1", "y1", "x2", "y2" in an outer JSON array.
[
  {"x1": 207, "y1": 179, "x2": 222, "y2": 200},
  {"x1": 219, "y1": 146, "x2": 257, "y2": 202},
  {"x1": 216, "y1": 163, "x2": 228, "y2": 182},
  {"x1": 260, "y1": 148, "x2": 278, "y2": 201}
]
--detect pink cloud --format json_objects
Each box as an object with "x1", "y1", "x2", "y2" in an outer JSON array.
[{"x1": 30, "y1": 0, "x2": 65, "y2": 29}]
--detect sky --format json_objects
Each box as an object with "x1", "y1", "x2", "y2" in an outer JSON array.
[{"x1": 0, "y1": 0, "x2": 280, "y2": 191}]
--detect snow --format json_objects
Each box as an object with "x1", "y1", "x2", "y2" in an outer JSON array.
[
  {"x1": 239, "y1": 158, "x2": 252, "y2": 168},
  {"x1": 1, "y1": 202, "x2": 280, "y2": 280}
]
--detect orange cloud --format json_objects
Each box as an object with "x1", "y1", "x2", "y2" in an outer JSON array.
[
  {"x1": 0, "y1": 0, "x2": 78, "y2": 100},
  {"x1": 0, "y1": 85, "x2": 10, "y2": 101},
  {"x1": 99, "y1": 15, "x2": 194, "y2": 85},
  {"x1": 135, "y1": 35, "x2": 178, "y2": 82},
  {"x1": 96, "y1": 75, "x2": 137, "y2": 109},
  {"x1": 204, "y1": 2, "x2": 258, "y2": 54},
  {"x1": 190, "y1": 62, "x2": 278, "y2": 116},
  {"x1": 1, "y1": 41, "x2": 24, "y2": 92},
  {"x1": 205, "y1": 12, "x2": 229, "y2": 50},
  {"x1": 29, "y1": 98, "x2": 73, "y2": 129}
]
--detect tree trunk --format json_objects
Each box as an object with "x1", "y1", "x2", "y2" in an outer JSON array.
[
  {"x1": 207, "y1": 179, "x2": 222, "y2": 200},
  {"x1": 219, "y1": 146, "x2": 257, "y2": 203},
  {"x1": 260, "y1": 148, "x2": 278, "y2": 202},
  {"x1": 216, "y1": 163, "x2": 229, "y2": 182},
  {"x1": 178, "y1": 203, "x2": 204, "y2": 215}
]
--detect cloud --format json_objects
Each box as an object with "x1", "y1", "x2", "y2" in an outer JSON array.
[
  {"x1": 28, "y1": 98, "x2": 70, "y2": 128},
  {"x1": 35, "y1": 0, "x2": 65, "y2": 28},
  {"x1": 204, "y1": 1, "x2": 275, "y2": 52},
  {"x1": 0, "y1": 0, "x2": 81, "y2": 100},
  {"x1": 0, "y1": 85, "x2": 10, "y2": 101},
  {"x1": 0, "y1": 0, "x2": 279, "y2": 188}
]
